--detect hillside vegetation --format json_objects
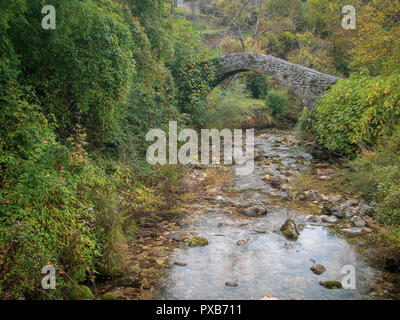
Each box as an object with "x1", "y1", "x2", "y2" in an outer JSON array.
[{"x1": 0, "y1": 0, "x2": 215, "y2": 299}]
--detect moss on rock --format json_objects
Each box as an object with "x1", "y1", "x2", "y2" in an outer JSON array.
[
  {"x1": 280, "y1": 218, "x2": 300, "y2": 241},
  {"x1": 102, "y1": 292, "x2": 117, "y2": 300},
  {"x1": 188, "y1": 237, "x2": 209, "y2": 247},
  {"x1": 319, "y1": 280, "x2": 343, "y2": 289},
  {"x1": 70, "y1": 285, "x2": 95, "y2": 300}
]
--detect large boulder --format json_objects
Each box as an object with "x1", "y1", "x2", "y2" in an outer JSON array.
[{"x1": 280, "y1": 218, "x2": 300, "y2": 241}]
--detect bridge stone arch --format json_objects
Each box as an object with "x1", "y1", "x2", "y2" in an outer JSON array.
[{"x1": 210, "y1": 53, "x2": 342, "y2": 109}]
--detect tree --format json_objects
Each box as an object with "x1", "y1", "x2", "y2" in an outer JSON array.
[{"x1": 351, "y1": 0, "x2": 400, "y2": 74}]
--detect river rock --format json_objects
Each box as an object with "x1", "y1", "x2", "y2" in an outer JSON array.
[
  {"x1": 229, "y1": 200, "x2": 251, "y2": 208},
  {"x1": 305, "y1": 215, "x2": 319, "y2": 222},
  {"x1": 328, "y1": 195, "x2": 343, "y2": 204},
  {"x1": 207, "y1": 188, "x2": 219, "y2": 194},
  {"x1": 237, "y1": 239, "x2": 249, "y2": 246},
  {"x1": 341, "y1": 227, "x2": 364, "y2": 236},
  {"x1": 251, "y1": 228, "x2": 268, "y2": 234},
  {"x1": 330, "y1": 205, "x2": 344, "y2": 218},
  {"x1": 351, "y1": 216, "x2": 366, "y2": 228},
  {"x1": 242, "y1": 205, "x2": 267, "y2": 217},
  {"x1": 225, "y1": 281, "x2": 238, "y2": 287},
  {"x1": 188, "y1": 237, "x2": 208, "y2": 247},
  {"x1": 319, "y1": 280, "x2": 343, "y2": 289},
  {"x1": 311, "y1": 264, "x2": 326, "y2": 275},
  {"x1": 346, "y1": 199, "x2": 359, "y2": 207},
  {"x1": 344, "y1": 211, "x2": 353, "y2": 219},
  {"x1": 320, "y1": 205, "x2": 331, "y2": 215},
  {"x1": 261, "y1": 174, "x2": 271, "y2": 181},
  {"x1": 174, "y1": 261, "x2": 187, "y2": 267},
  {"x1": 280, "y1": 218, "x2": 300, "y2": 241},
  {"x1": 255, "y1": 155, "x2": 267, "y2": 162},
  {"x1": 270, "y1": 175, "x2": 287, "y2": 188},
  {"x1": 321, "y1": 215, "x2": 339, "y2": 224},
  {"x1": 297, "y1": 194, "x2": 306, "y2": 201},
  {"x1": 304, "y1": 190, "x2": 324, "y2": 202},
  {"x1": 353, "y1": 202, "x2": 376, "y2": 217}
]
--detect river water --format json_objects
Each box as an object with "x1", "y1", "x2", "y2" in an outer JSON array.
[{"x1": 155, "y1": 129, "x2": 400, "y2": 300}]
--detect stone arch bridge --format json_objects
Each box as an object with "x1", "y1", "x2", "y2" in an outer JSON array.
[{"x1": 209, "y1": 53, "x2": 342, "y2": 109}]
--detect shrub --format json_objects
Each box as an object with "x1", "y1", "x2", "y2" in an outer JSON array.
[
  {"x1": 350, "y1": 126, "x2": 400, "y2": 227},
  {"x1": 266, "y1": 90, "x2": 288, "y2": 117},
  {"x1": 312, "y1": 72, "x2": 400, "y2": 157},
  {"x1": 296, "y1": 107, "x2": 315, "y2": 141},
  {"x1": 9, "y1": 0, "x2": 135, "y2": 150},
  {"x1": 247, "y1": 73, "x2": 269, "y2": 99},
  {"x1": 205, "y1": 79, "x2": 251, "y2": 129}
]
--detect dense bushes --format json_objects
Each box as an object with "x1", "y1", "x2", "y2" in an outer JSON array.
[
  {"x1": 312, "y1": 72, "x2": 400, "y2": 157},
  {"x1": 8, "y1": 0, "x2": 135, "y2": 150},
  {"x1": 205, "y1": 79, "x2": 251, "y2": 129},
  {"x1": 350, "y1": 127, "x2": 400, "y2": 227},
  {"x1": 0, "y1": 0, "x2": 214, "y2": 298},
  {"x1": 266, "y1": 90, "x2": 288, "y2": 117},
  {"x1": 246, "y1": 73, "x2": 269, "y2": 99},
  {"x1": 298, "y1": 71, "x2": 400, "y2": 235}
]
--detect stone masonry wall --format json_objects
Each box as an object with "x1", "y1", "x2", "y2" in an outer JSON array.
[{"x1": 213, "y1": 53, "x2": 342, "y2": 109}]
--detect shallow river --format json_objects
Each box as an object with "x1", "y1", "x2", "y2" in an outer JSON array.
[{"x1": 155, "y1": 130, "x2": 400, "y2": 300}]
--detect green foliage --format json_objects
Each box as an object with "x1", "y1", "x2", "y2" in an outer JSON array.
[
  {"x1": 0, "y1": 0, "x2": 212, "y2": 299},
  {"x1": 266, "y1": 90, "x2": 288, "y2": 117},
  {"x1": 246, "y1": 73, "x2": 269, "y2": 99},
  {"x1": 350, "y1": 126, "x2": 400, "y2": 227},
  {"x1": 70, "y1": 285, "x2": 95, "y2": 300},
  {"x1": 312, "y1": 72, "x2": 400, "y2": 156},
  {"x1": 166, "y1": 16, "x2": 216, "y2": 128},
  {"x1": 0, "y1": 59, "x2": 98, "y2": 297},
  {"x1": 9, "y1": 0, "x2": 135, "y2": 150},
  {"x1": 308, "y1": 70, "x2": 400, "y2": 236},
  {"x1": 205, "y1": 79, "x2": 251, "y2": 129},
  {"x1": 296, "y1": 107, "x2": 315, "y2": 141}
]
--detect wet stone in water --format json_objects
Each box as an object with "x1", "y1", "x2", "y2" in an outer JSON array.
[
  {"x1": 225, "y1": 281, "x2": 238, "y2": 288},
  {"x1": 310, "y1": 264, "x2": 326, "y2": 275}
]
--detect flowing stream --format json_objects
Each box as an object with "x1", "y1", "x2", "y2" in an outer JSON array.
[{"x1": 154, "y1": 129, "x2": 400, "y2": 300}]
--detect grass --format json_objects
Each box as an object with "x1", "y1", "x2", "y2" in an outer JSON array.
[{"x1": 199, "y1": 29, "x2": 226, "y2": 36}]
